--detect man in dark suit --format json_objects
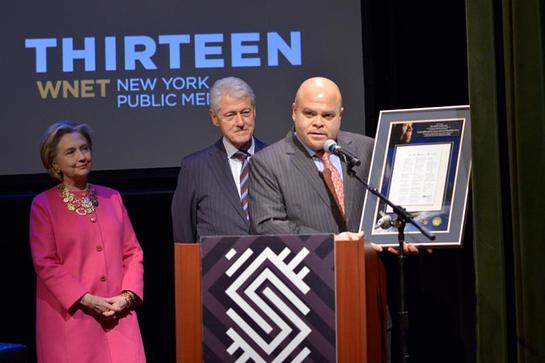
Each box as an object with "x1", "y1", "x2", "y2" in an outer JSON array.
[
  {"x1": 248, "y1": 75, "x2": 409, "y2": 363},
  {"x1": 249, "y1": 76, "x2": 375, "y2": 242},
  {"x1": 249, "y1": 77, "x2": 422, "y2": 363},
  {"x1": 171, "y1": 77, "x2": 267, "y2": 243}
]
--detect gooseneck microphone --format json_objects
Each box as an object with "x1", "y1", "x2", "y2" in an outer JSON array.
[{"x1": 323, "y1": 139, "x2": 361, "y2": 167}]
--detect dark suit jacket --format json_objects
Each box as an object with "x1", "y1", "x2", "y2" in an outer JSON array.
[
  {"x1": 171, "y1": 137, "x2": 267, "y2": 242},
  {"x1": 249, "y1": 131, "x2": 374, "y2": 235}
]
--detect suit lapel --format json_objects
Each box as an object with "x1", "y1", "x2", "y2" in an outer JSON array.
[
  {"x1": 338, "y1": 133, "x2": 362, "y2": 228},
  {"x1": 287, "y1": 133, "x2": 332, "y2": 208},
  {"x1": 254, "y1": 137, "x2": 267, "y2": 152},
  {"x1": 208, "y1": 140, "x2": 247, "y2": 222}
]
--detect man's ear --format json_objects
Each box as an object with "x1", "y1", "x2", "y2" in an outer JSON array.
[
  {"x1": 209, "y1": 109, "x2": 219, "y2": 127},
  {"x1": 291, "y1": 102, "x2": 297, "y2": 122}
]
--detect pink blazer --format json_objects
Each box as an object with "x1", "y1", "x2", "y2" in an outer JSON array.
[{"x1": 30, "y1": 185, "x2": 146, "y2": 363}]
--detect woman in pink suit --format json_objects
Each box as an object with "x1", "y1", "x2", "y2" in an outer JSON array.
[{"x1": 30, "y1": 121, "x2": 146, "y2": 363}]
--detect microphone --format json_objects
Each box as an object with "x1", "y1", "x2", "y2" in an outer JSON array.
[
  {"x1": 374, "y1": 212, "x2": 394, "y2": 229},
  {"x1": 323, "y1": 139, "x2": 361, "y2": 167}
]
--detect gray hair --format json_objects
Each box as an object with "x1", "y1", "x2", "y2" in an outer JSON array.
[
  {"x1": 209, "y1": 77, "x2": 256, "y2": 113},
  {"x1": 40, "y1": 120, "x2": 92, "y2": 181}
]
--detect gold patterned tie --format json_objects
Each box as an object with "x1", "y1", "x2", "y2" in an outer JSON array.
[{"x1": 316, "y1": 150, "x2": 345, "y2": 217}]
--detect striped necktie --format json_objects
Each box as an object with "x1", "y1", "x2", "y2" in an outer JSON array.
[
  {"x1": 316, "y1": 150, "x2": 345, "y2": 217},
  {"x1": 232, "y1": 151, "x2": 250, "y2": 220}
]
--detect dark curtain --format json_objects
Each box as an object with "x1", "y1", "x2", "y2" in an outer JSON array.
[{"x1": 467, "y1": 0, "x2": 545, "y2": 362}]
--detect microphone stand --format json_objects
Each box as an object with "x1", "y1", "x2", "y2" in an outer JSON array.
[{"x1": 345, "y1": 159, "x2": 435, "y2": 363}]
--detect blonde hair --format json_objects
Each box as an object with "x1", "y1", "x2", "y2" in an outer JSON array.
[{"x1": 40, "y1": 121, "x2": 92, "y2": 181}]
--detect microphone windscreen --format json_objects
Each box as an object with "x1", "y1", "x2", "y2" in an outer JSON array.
[{"x1": 323, "y1": 139, "x2": 337, "y2": 153}]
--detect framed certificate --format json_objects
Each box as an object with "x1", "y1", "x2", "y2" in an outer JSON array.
[{"x1": 359, "y1": 106, "x2": 471, "y2": 247}]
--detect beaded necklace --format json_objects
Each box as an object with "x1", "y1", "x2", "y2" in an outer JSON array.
[{"x1": 57, "y1": 183, "x2": 98, "y2": 216}]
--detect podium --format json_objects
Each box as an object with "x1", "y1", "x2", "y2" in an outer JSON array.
[{"x1": 174, "y1": 236, "x2": 387, "y2": 362}]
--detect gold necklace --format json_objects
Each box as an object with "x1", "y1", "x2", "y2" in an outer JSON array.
[{"x1": 58, "y1": 184, "x2": 98, "y2": 216}]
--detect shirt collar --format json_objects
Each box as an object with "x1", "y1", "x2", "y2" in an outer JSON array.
[{"x1": 223, "y1": 136, "x2": 255, "y2": 158}]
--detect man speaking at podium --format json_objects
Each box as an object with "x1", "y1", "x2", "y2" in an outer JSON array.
[
  {"x1": 248, "y1": 75, "x2": 411, "y2": 363},
  {"x1": 248, "y1": 76, "x2": 374, "y2": 242},
  {"x1": 171, "y1": 77, "x2": 267, "y2": 243}
]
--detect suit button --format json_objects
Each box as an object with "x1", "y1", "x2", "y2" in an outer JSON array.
[
  {"x1": 96, "y1": 245, "x2": 103, "y2": 252},
  {"x1": 90, "y1": 217, "x2": 96, "y2": 223},
  {"x1": 100, "y1": 276, "x2": 106, "y2": 282}
]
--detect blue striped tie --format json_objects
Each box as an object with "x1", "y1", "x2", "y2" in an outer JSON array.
[{"x1": 233, "y1": 152, "x2": 250, "y2": 220}]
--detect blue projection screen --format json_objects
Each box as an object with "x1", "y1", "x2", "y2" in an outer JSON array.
[{"x1": 1, "y1": 0, "x2": 365, "y2": 175}]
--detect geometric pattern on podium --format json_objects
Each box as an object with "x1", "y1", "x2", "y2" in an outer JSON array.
[{"x1": 201, "y1": 234, "x2": 336, "y2": 362}]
